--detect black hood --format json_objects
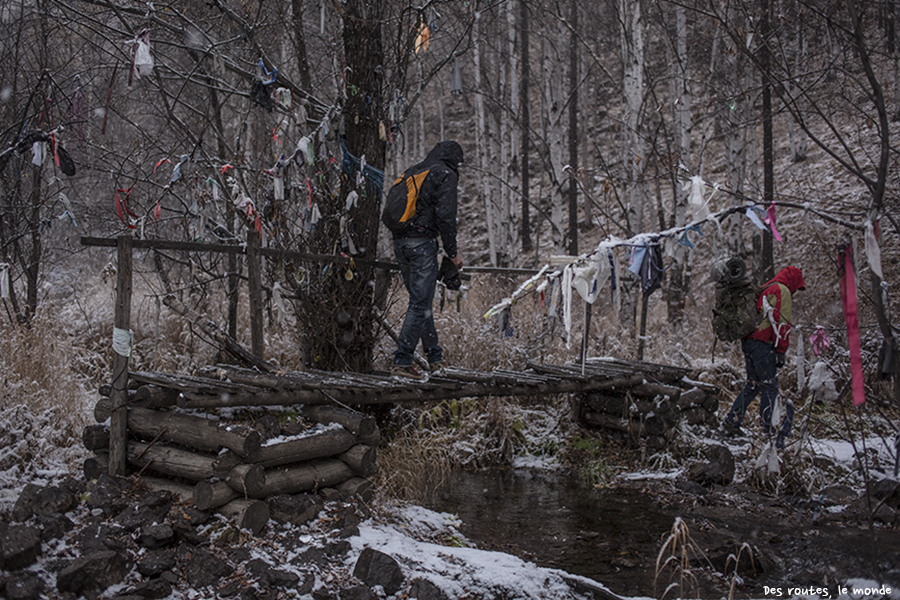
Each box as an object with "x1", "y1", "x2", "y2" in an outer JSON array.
[{"x1": 425, "y1": 140, "x2": 464, "y2": 172}]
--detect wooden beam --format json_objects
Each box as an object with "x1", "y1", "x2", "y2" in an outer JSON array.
[
  {"x1": 194, "y1": 480, "x2": 239, "y2": 511},
  {"x1": 126, "y1": 405, "x2": 261, "y2": 457},
  {"x1": 218, "y1": 499, "x2": 269, "y2": 535},
  {"x1": 338, "y1": 444, "x2": 378, "y2": 477},
  {"x1": 256, "y1": 459, "x2": 353, "y2": 498},
  {"x1": 161, "y1": 295, "x2": 276, "y2": 372},
  {"x1": 109, "y1": 235, "x2": 132, "y2": 476},
  {"x1": 246, "y1": 426, "x2": 356, "y2": 468},
  {"x1": 126, "y1": 441, "x2": 217, "y2": 481},
  {"x1": 298, "y1": 405, "x2": 377, "y2": 437},
  {"x1": 247, "y1": 230, "x2": 264, "y2": 359}
]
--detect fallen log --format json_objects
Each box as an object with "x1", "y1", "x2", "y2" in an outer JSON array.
[
  {"x1": 218, "y1": 498, "x2": 269, "y2": 535},
  {"x1": 178, "y1": 389, "x2": 330, "y2": 409},
  {"x1": 126, "y1": 405, "x2": 261, "y2": 457},
  {"x1": 141, "y1": 476, "x2": 194, "y2": 503},
  {"x1": 247, "y1": 426, "x2": 356, "y2": 468},
  {"x1": 225, "y1": 463, "x2": 266, "y2": 497},
  {"x1": 126, "y1": 441, "x2": 217, "y2": 482},
  {"x1": 299, "y1": 405, "x2": 377, "y2": 437},
  {"x1": 82, "y1": 424, "x2": 110, "y2": 451},
  {"x1": 583, "y1": 394, "x2": 674, "y2": 418},
  {"x1": 582, "y1": 411, "x2": 674, "y2": 440},
  {"x1": 336, "y1": 477, "x2": 375, "y2": 502},
  {"x1": 99, "y1": 382, "x2": 139, "y2": 397},
  {"x1": 676, "y1": 387, "x2": 707, "y2": 409},
  {"x1": 358, "y1": 429, "x2": 381, "y2": 447},
  {"x1": 95, "y1": 396, "x2": 137, "y2": 422},
  {"x1": 162, "y1": 294, "x2": 277, "y2": 373},
  {"x1": 629, "y1": 383, "x2": 682, "y2": 401},
  {"x1": 582, "y1": 411, "x2": 644, "y2": 436},
  {"x1": 134, "y1": 384, "x2": 180, "y2": 409},
  {"x1": 338, "y1": 445, "x2": 378, "y2": 477},
  {"x1": 84, "y1": 452, "x2": 109, "y2": 480},
  {"x1": 130, "y1": 370, "x2": 256, "y2": 395},
  {"x1": 194, "y1": 480, "x2": 240, "y2": 511},
  {"x1": 256, "y1": 459, "x2": 354, "y2": 498},
  {"x1": 212, "y1": 451, "x2": 241, "y2": 479}
]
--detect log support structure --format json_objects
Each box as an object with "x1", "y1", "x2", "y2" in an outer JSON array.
[{"x1": 83, "y1": 234, "x2": 718, "y2": 535}]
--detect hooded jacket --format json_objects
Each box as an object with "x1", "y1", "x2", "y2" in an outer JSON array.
[
  {"x1": 395, "y1": 141, "x2": 463, "y2": 258},
  {"x1": 748, "y1": 266, "x2": 806, "y2": 354}
]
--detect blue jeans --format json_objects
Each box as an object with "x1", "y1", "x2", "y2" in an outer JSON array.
[
  {"x1": 725, "y1": 338, "x2": 794, "y2": 437},
  {"x1": 393, "y1": 237, "x2": 443, "y2": 367}
]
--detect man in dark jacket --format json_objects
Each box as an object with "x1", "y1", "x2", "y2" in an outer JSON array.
[
  {"x1": 390, "y1": 141, "x2": 464, "y2": 380},
  {"x1": 722, "y1": 266, "x2": 806, "y2": 449}
]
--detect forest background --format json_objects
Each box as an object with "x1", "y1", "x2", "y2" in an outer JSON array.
[{"x1": 1, "y1": 0, "x2": 900, "y2": 497}]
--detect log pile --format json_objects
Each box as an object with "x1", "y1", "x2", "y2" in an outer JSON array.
[
  {"x1": 83, "y1": 379, "x2": 379, "y2": 536},
  {"x1": 578, "y1": 378, "x2": 720, "y2": 450}
]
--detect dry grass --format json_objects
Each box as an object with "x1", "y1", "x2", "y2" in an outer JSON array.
[
  {"x1": 653, "y1": 517, "x2": 710, "y2": 600},
  {"x1": 0, "y1": 310, "x2": 96, "y2": 494}
]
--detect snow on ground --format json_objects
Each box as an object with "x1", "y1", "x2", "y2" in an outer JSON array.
[
  {"x1": 3, "y1": 401, "x2": 900, "y2": 599},
  {"x1": 348, "y1": 502, "x2": 630, "y2": 600}
]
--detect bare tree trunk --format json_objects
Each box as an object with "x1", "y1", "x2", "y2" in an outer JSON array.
[
  {"x1": 666, "y1": 1, "x2": 692, "y2": 331},
  {"x1": 618, "y1": 0, "x2": 644, "y2": 343},
  {"x1": 474, "y1": 11, "x2": 498, "y2": 266},
  {"x1": 788, "y1": 16, "x2": 809, "y2": 161},
  {"x1": 24, "y1": 161, "x2": 42, "y2": 321},
  {"x1": 760, "y1": 0, "x2": 775, "y2": 282},
  {"x1": 567, "y1": 0, "x2": 579, "y2": 256},
  {"x1": 299, "y1": 0, "x2": 386, "y2": 372},
  {"x1": 506, "y1": 0, "x2": 520, "y2": 265},
  {"x1": 520, "y1": 0, "x2": 532, "y2": 253},
  {"x1": 543, "y1": 21, "x2": 566, "y2": 253},
  {"x1": 291, "y1": 0, "x2": 313, "y2": 95}
]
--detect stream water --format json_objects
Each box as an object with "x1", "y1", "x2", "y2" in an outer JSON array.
[{"x1": 423, "y1": 468, "x2": 680, "y2": 598}]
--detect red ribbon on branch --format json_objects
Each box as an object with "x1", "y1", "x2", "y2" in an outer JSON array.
[{"x1": 115, "y1": 187, "x2": 139, "y2": 229}]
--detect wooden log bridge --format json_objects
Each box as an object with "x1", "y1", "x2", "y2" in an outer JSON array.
[
  {"x1": 100, "y1": 356, "x2": 693, "y2": 409},
  {"x1": 84, "y1": 355, "x2": 713, "y2": 534}
]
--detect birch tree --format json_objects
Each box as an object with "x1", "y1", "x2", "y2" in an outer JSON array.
[
  {"x1": 542, "y1": 16, "x2": 568, "y2": 253},
  {"x1": 665, "y1": 0, "x2": 693, "y2": 330},
  {"x1": 618, "y1": 0, "x2": 645, "y2": 338}
]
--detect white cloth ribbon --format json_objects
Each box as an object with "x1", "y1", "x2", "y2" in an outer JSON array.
[
  {"x1": 112, "y1": 327, "x2": 134, "y2": 358},
  {"x1": 0, "y1": 262, "x2": 9, "y2": 299},
  {"x1": 865, "y1": 220, "x2": 884, "y2": 280},
  {"x1": 755, "y1": 441, "x2": 781, "y2": 475}
]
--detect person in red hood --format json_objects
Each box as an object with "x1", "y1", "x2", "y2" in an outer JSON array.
[{"x1": 722, "y1": 266, "x2": 806, "y2": 449}]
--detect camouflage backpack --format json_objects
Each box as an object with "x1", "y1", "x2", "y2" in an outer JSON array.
[{"x1": 711, "y1": 257, "x2": 761, "y2": 342}]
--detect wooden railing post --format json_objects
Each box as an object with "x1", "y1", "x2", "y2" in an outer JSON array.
[
  {"x1": 109, "y1": 235, "x2": 133, "y2": 476},
  {"x1": 247, "y1": 230, "x2": 264, "y2": 359}
]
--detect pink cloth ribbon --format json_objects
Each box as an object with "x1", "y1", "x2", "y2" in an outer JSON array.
[
  {"x1": 809, "y1": 327, "x2": 831, "y2": 357},
  {"x1": 765, "y1": 201, "x2": 783, "y2": 242},
  {"x1": 839, "y1": 243, "x2": 866, "y2": 406}
]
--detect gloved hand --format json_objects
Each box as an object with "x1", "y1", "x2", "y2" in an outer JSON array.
[{"x1": 775, "y1": 353, "x2": 786, "y2": 368}]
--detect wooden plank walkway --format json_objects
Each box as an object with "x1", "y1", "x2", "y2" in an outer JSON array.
[{"x1": 124, "y1": 357, "x2": 693, "y2": 410}]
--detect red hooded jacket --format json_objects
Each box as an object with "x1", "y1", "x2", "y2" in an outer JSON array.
[{"x1": 747, "y1": 266, "x2": 806, "y2": 354}]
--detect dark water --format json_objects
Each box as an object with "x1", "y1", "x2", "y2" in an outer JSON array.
[{"x1": 423, "y1": 469, "x2": 679, "y2": 598}]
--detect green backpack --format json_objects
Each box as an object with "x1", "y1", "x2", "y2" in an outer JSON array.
[{"x1": 711, "y1": 257, "x2": 761, "y2": 342}]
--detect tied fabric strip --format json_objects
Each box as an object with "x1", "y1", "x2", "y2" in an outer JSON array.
[
  {"x1": 839, "y1": 242, "x2": 866, "y2": 406},
  {"x1": 112, "y1": 327, "x2": 134, "y2": 358},
  {"x1": 809, "y1": 326, "x2": 831, "y2": 357},
  {"x1": 0, "y1": 262, "x2": 10, "y2": 299},
  {"x1": 865, "y1": 220, "x2": 884, "y2": 280},
  {"x1": 765, "y1": 201, "x2": 783, "y2": 242},
  {"x1": 115, "y1": 188, "x2": 139, "y2": 229},
  {"x1": 746, "y1": 207, "x2": 767, "y2": 230}
]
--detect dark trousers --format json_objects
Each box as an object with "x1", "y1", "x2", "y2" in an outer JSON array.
[
  {"x1": 725, "y1": 338, "x2": 794, "y2": 437},
  {"x1": 393, "y1": 237, "x2": 443, "y2": 367}
]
